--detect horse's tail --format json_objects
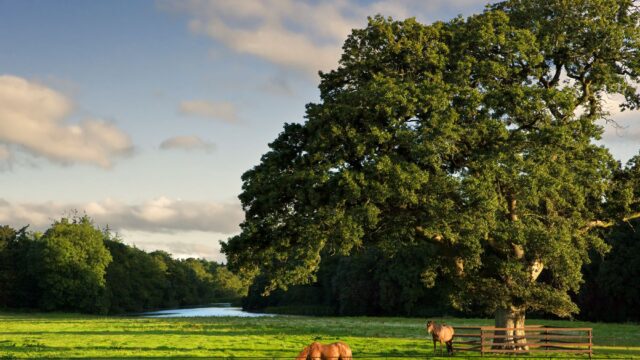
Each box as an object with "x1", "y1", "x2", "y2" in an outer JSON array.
[
  {"x1": 445, "y1": 325, "x2": 455, "y2": 355},
  {"x1": 446, "y1": 340, "x2": 453, "y2": 355}
]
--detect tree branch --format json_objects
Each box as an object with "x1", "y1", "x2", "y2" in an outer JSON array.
[
  {"x1": 549, "y1": 62, "x2": 564, "y2": 87},
  {"x1": 415, "y1": 226, "x2": 444, "y2": 243},
  {"x1": 583, "y1": 212, "x2": 640, "y2": 231},
  {"x1": 529, "y1": 260, "x2": 544, "y2": 282},
  {"x1": 539, "y1": 61, "x2": 563, "y2": 88}
]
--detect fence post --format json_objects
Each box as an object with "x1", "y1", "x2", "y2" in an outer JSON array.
[
  {"x1": 589, "y1": 329, "x2": 593, "y2": 360},
  {"x1": 544, "y1": 327, "x2": 549, "y2": 351},
  {"x1": 480, "y1": 328, "x2": 484, "y2": 357}
]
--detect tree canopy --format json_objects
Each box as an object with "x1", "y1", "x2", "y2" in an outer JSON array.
[
  {"x1": 223, "y1": 0, "x2": 640, "y2": 324},
  {"x1": 36, "y1": 216, "x2": 113, "y2": 313}
]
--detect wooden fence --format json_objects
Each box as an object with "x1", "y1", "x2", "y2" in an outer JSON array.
[{"x1": 453, "y1": 325, "x2": 592, "y2": 358}]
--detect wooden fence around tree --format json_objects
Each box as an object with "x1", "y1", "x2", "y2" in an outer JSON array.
[{"x1": 453, "y1": 325, "x2": 593, "y2": 358}]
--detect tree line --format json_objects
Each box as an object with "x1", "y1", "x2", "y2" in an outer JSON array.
[
  {"x1": 243, "y1": 216, "x2": 640, "y2": 323},
  {"x1": 0, "y1": 216, "x2": 246, "y2": 314}
]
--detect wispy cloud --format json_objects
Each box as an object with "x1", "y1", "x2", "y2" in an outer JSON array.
[
  {"x1": 162, "y1": 0, "x2": 490, "y2": 77},
  {"x1": 0, "y1": 75, "x2": 133, "y2": 168},
  {"x1": 0, "y1": 144, "x2": 11, "y2": 171},
  {"x1": 598, "y1": 94, "x2": 640, "y2": 141},
  {"x1": 179, "y1": 99, "x2": 238, "y2": 123},
  {"x1": 0, "y1": 145, "x2": 9, "y2": 161},
  {"x1": 600, "y1": 115, "x2": 640, "y2": 144},
  {"x1": 160, "y1": 135, "x2": 216, "y2": 152},
  {"x1": 168, "y1": 0, "x2": 352, "y2": 75},
  {"x1": 0, "y1": 197, "x2": 243, "y2": 235}
]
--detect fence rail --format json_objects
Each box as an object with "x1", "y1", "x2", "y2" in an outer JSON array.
[{"x1": 452, "y1": 326, "x2": 592, "y2": 358}]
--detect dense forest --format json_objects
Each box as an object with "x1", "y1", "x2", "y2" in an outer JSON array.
[
  {"x1": 0, "y1": 216, "x2": 246, "y2": 314},
  {"x1": 243, "y1": 218, "x2": 640, "y2": 323}
]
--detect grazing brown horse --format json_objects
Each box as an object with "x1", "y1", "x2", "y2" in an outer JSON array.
[
  {"x1": 426, "y1": 320, "x2": 454, "y2": 355},
  {"x1": 295, "y1": 341, "x2": 352, "y2": 360}
]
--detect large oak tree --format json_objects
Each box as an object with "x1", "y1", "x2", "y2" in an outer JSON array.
[{"x1": 223, "y1": 0, "x2": 640, "y2": 344}]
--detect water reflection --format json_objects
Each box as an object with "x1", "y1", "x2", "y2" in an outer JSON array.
[{"x1": 142, "y1": 304, "x2": 273, "y2": 318}]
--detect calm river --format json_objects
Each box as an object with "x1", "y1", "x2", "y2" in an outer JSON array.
[{"x1": 141, "y1": 304, "x2": 273, "y2": 318}]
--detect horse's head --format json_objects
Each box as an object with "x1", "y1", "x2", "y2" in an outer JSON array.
[
  {"x1": 295, "y1": 345, "x2": 310, "y2": 360},
  {"x1": 426, "y1": 320, "x2": 435, "y2": 334},
  {"x1": 296, "y1": 342, "x2": 324, "y2": 360}
]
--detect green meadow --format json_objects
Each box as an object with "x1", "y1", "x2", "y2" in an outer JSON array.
[{"x1": 0, "y1": 312, "x2": 638, "y2": 359}]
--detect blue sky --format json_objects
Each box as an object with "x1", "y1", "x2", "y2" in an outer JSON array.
[{"x1": 1, "y1": 0, "x2": 638, "y2": 261}]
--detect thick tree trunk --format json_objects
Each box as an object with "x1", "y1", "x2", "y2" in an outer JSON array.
[{"x1": 492, "y1": 307, "x2": 528, "y2": 351}]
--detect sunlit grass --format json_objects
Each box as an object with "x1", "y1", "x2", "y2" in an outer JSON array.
[{"x1": 0, "y1": 312, "x2": 637, "y2": 358}]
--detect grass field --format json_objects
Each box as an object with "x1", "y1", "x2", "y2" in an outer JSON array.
[{"x1": 0, "y1": 312, "x2": 638, "y2": 359}]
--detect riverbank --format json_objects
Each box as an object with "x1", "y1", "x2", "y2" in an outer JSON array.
[
  {"x1": 141, "y1": 304, "x2": 273, "y2": 318},
  {"x1": 0, "y1": 312, "x2": 638, "y2": 358}
]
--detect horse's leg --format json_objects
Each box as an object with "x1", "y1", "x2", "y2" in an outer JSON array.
[
  {"x1": 433, "y1": 339, "x2": 436, "y2": 354},
  {"x1": 446, "y1": 340, "x2": 453, "y2": 355}
]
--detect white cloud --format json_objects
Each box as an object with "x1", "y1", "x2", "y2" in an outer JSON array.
[
  {"x1": 600, "y1": 118, "x2": 640, "y2": 143},
  {"x1": 179, "y1": 99, "x2": 238, "y2": 122},
  {"x1": 163, "y1": 0, "x2": 490, "y2": 77},
  {"x1": 0, "y1": 145, "x2": 11, "y2": 172},
  {"x1": 0, "y1": 196, "x2": 236, "y2": 260},
  {"x1": 591, "y1": 93, "x2": 640, "y2": 163},
  {"x1": 0, "y1": 197, "x2": 243, "y2": 235},
  {"x1": 598, "y1": 114, "x2": 640, "y2": 162},
  {"x1": 598, "y1": 94, "x2": 640, "y2": 140},
  {"x1": 118, "y1": 230, "x2": 227, "y2": 261},
  {"x1": 160, "y1": 135, "x2": 216, "y2": 152},
  {"x1": 0, "y1": 75, "x2": 133, "y2": 168},
  {"x1": 165, "y1": 0, "x2": 361, "y2": 75}
]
